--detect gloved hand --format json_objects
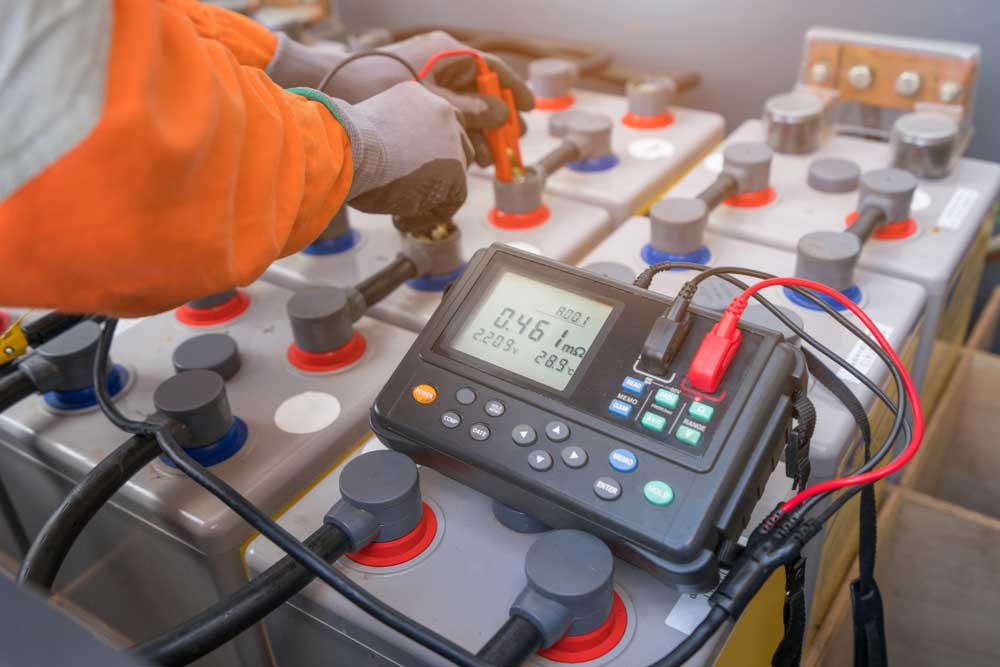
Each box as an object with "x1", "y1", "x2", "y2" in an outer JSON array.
[
  {"x1": 269, "y1": 31, "x2": 534, "y2": 167},
  {"x1": 328, "y1": 81, "x2": 475, "y2": 224}
]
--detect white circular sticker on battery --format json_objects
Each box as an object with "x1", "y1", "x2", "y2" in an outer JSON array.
[
  {"x1": 628, "y1": 138, "x2": 676, "y2": 161},
  {"x1": 275, "y1": 391, "x2": 341, "y2": 434},
  {"x1": 703, "y1": 152, "x2": 724, "y2": 173},
  {"x1": 911, "y1": 188, "x2": 932, "y2": 212}
]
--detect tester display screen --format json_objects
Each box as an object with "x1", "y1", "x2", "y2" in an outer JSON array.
[{"x1": 449, "y1": 271, "x2": 614, "y2": 391}]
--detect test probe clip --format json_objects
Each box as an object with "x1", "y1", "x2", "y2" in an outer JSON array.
[{"x1": 418, "y1": 49, "x2": 525, "y2": 183}]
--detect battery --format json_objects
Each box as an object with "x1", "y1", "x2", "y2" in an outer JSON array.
[
  {"x1": 263, "y1": 175, "x2": 612, "y2": 332},
  {"x1": 667, "y1": 119, "x2": 1000, "y2": 407},
  {"x1": 579, "y1": 218, "x2": 926, "y2": 622},
  {"x1": 244, "y1": 437, "x2": 793, "y2": 667},
  {"x1": 476, "y1": 88, "x2": 724, "y2": 224},
  {"x1": 0, "y1": 282, "x2": 415, "y2": 667}
]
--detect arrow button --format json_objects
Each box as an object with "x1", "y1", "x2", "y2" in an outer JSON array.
[
  {"x1": 511, "y1": 424, "x2": 537, "y2": 446},
  {"x1": 545, "y1": 420, "x2": 571, "y2": 443},
  {"x1": 561, "y1": 446, "x2": 588, "y2": 469},
  {"x1": 528, "y1": 450, "x2": 553, "y2": 472}
]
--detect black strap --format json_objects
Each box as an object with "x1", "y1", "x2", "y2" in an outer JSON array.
[{"x1": 802, "y1": 351, "x2": 887, "y2": 667}]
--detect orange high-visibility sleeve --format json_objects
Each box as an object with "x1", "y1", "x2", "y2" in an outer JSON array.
[
  {"x1": 0, "y1": 0, "x2": 352, "y2": 317},
  {"x1": 160, "y1": 0, "x2": 278, "y2": 69}
]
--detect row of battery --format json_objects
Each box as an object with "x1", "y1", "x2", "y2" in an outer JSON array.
[{"x1": 1, "y1": 40, "x2": 998, "y2": 667}]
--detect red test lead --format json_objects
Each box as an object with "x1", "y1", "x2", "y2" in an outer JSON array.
[{"x1": 687, "y1": 298, "x2": 747, "y2": 393}]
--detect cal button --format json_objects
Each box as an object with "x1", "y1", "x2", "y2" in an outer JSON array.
[
  {"x1": 608, "y1": 448, "x2": 637, "y2": 473},
  {"x1": 621, "y1": 376, "x2": 645, "y2": 396},
  {"x1": 412, "y1": 384, "x2": 437, "y2": 405}
]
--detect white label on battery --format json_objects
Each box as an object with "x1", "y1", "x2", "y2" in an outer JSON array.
[
  {"x1": 703, "y1": 152, "x2": 724, "y2": 173},
  {"x1": 628, "y1": 138, "x2": 676, "y2": 161},
  {"x1": 274, "y1": 391, "x2": 341, "y2": 434},
  {"x1": 836, "y1": 322, "x2": 894, "y2": 384},
  {"x1": 936, "y1": 188, "x2": 979, "y2": 230},
  {"x1": 665, "y1": 592, "x2": 712, "y2": 634},
  {"x1": 911, "y1": 188, "x2": 932, "y2": 212}
]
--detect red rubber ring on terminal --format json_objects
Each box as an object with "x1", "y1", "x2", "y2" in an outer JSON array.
[
  {"x1": 534, "y1": 93, "x2": 575, "y2": 111},
  {"x1": 287, "y1": 331, "x2": 366, "y2": 373},
  {"x1": 488, "y1": 206, "x2": 551, "y2": 230},
  {"x1": 345, "y1": 503, "x2": 438, "y2": 567},
  {"x1": 621, "y1": 111, "x2": 675, "y2": 129},
  {"x1": 845, "y1": 211, "x2": 917, "y2": 240},
  {"x1": 725, "y1": 186, "x2": 777, "y2": 208},
  {"x1": 175, "y1": 291, "x2": 251, "y2": 327},
  {"x1": 538, "y1": 593, "x2": 628, "y2": 663}
]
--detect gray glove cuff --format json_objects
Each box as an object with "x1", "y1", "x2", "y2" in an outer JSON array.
[
  {"x1": 267, "y1": 32, "x2": 343, "y2": 92},
  {"x1": 327, "y1": 99, "x2": 388, "y2": 200}
]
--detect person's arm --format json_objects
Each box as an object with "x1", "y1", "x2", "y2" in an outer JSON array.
[
  {"x1": 0, "y1": 0, "x2": 351, "y2": 317},
  {"x1": 159, "y1": 0, "x2": 277, "y2": 69}
]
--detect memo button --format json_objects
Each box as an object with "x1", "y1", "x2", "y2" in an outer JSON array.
[{"x1": 412, "y1": 384, "x2": 437, "y2": 405}]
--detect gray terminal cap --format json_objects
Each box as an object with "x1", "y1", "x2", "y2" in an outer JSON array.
[
  {"x1": 763, "y1": 91, "x2": 824, "y2": 154},
  {"x1": 491, "y1": 501, "x2": 550, "y2": 534},
  {"x1": 402, "y1": 226, "x2": 465, "y2": 276},
  {"x1": 808, "y1": 158, "x2": 861, "y2": 193},
  {"x1": 512, "y1": 530, "x2": 615, "y2": 646},
  {"x1": 856, "y1": 168, "x2": 918, "y2": 223},
  {"x1": 172, "y1": 333, "x2": 241, "y2": 380},
  {"x1": 494, "y1": 168, "x2": 544, "y2": 214},
  {"x1": 548, "y1": 110, "x2": 613, "y2": 158},
  {"x1": 722, "y1": 142, "x2": 773, "y2": 193},
  {"x1": 742, "y1": 305, "x2": 804, "y2": 346},
  {"x1": 186, "y1": 289, "x2": 237, "y2": 310},
  {"x1": 314, "y1": 207, "x2": 351, "y2": 241},
  {"x1": 649, "y1": 197, "x2": 708, "y2": 255},
  {"x1": 286, "y1": 287, "x2": 358, "y2": 353},
  {"x1": 529, "y1": 58, "x2": 577, "y2": 99},
  {"x1": 890, "y1": 111, "x2": 960, "y2": 180},
  {"x1": 35, "y1": 321, "x2": 104, "y2": 391},
  {"x1": 626, "y1": 76, "x2": 676, "y2": 117},
  {"x1": 338, "y1": 450, "x2": 422, "y2": 543},
  {"x1": 794, "y1": 231, "x2": 862, "y2": 292},
  {"x1": 153, "y1": 369, "x2": 233, "y2": 447}
]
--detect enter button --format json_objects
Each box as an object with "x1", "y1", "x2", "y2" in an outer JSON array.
[{"x1": 643, "y1": 481, "x2": 674, "y2": 506}]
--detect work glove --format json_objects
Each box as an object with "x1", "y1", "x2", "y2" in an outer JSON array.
[
  {"x1": 269, "y1": 31, "x2": 534, "y2": 167},
  {"x1": 329, "y1": 81, "x2": 475, "y2": 225}
]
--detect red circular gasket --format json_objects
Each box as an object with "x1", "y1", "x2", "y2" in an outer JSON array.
[
  {"x1": 0, "y1": 310, "x2": 10, "y2": 333},
  {"x1": 175, "y1": 291, "x2": 251, "y2": 327},
  {"x1": 534, "y1": 94, "x2": 575, "y2": 111},
  {"x1": 488, "y1": 206, "x2": 551, "y2": 230},
  {"x1": 845, "y1": 211, "x2": 917, "y2": 240},
  {"x1": 287, "y1": 331, "x2": 366, "y2": 373},
  {"x1": 345, "y1": 503, "x2": 438, "y2": 568},
  {"x1": 621, "y1": 111, "x2": 675, "y2": 129},
  {"x1": 725, "y1": 186, "x2": 777, "y2": 208},
  {"x1": 538, "y1": 592, "x2": 628, "y2": 663}
]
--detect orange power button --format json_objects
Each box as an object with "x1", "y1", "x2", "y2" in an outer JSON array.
[{"x1": 411, "y1": 384, "x2": 437, "y2": 405}]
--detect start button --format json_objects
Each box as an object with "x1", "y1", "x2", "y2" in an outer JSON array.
[{"x1": 411, "y1": 384, "x2": 437, "y2": 405}]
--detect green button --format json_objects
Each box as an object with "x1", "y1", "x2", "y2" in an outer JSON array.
[
  {"x1": 654, "y1": 388, "x2": 680, "y2": 409},
  {"x1": 640, "y1": 411, "x2": 667, "y2": 432},
  {"x1": 688, "y1": 402, "x2": 714, "y2": 423},
  {"x1": 676, "y1": 425, "x2": 702, "y2": 446},
  {"x1": 643, "y1": 480, "x2": 674, "y2": 506}
]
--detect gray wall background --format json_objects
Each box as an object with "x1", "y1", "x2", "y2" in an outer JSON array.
[{"x1": 339, "y1": 0, "x2": 999, "y2": 162}]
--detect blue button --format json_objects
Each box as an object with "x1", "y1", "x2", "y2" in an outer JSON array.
[
  {"x1": 608, "y1": 399, "x2": 633, "y2": 418},
  {"x1": 609, "y1": 449, "x2": 638, "y2": 473},
  {"x1": 621, "y1": 376, "x2": 646, "y2": 396}
]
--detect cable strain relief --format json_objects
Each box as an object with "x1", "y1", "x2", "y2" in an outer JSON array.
[{"x1": 325, "y1": 499, "x2": 381, "y2": 552}]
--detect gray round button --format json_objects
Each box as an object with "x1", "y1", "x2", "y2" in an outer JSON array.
[
  {"x1": 546, "y1": 421, "x2": 571, "y2": 442},
  {"x1": 469, "y1": 423, "x2": 491, "y2": 441},
  {"x1": 528, "y1": 450, "x2": 553, "y2": 472},
  {"x1": 561, "y1": 446, "x2": 588, "y2": 468},
  {"x1": 512, "y1": 425, "x2": 537, "y2": 446},
  {"x1": 455, "y1": 387, "x2": 476, "y2": 405},
  {"x1": 484, "y1": 399, "x2": 506, "y2": 417},
  {"x1": 593, "y1": 477, "x2": 622, "y2": 501},
  {"x1": 441, "y1": 411, "x2": 461, "y2": 429}
]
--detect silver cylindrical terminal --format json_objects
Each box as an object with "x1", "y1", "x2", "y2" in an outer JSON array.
[
  {"x1": 626, "y1": 76, "x2": 676, "y2": 118},
  {"x1": 762, "y1": 91, "x2": 825, "y2": 154},
  {"x1": 856, "y1": 169, "x2": 918, "y2": 224},
  {"x1": 402, "y1": 226, "x2": 465, "y2": 276},
  {"x1": 649, "y1": 198, "x2": 708, "y2": 255},
  {"x1": 794, "y1": 231, "x2": 862, "y2": 292},
  {"x1": 890, "y1": 111, "x2": 961, "y2": 180},
  {"x1": 722, "y1": 143, "x2": 773, "y2": 193},
  {"x1": 494, "y1": 169, "x2": 545, "y2": 214},
  {"x1": 529, "y1": 58, "x2": 577, "y2": 100}
]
